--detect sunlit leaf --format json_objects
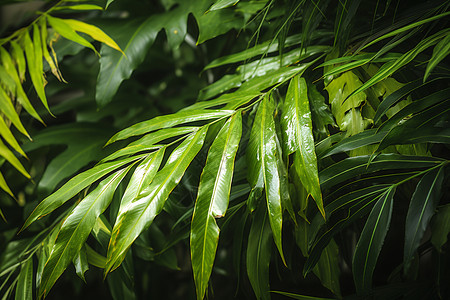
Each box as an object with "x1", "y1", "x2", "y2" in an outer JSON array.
[
  {"x1": 353, "y1": 187, "x2": 395, "y2": 295},
  {"x1": 105, "y1": 127, "x2": 207, "y2": 273},
  {"x1": 404, "y1": 166, "x2": 444, "y2": 273},
  {"x1": 0, "y1": 139, "x2": 30, "y2": 179},
  {"x1": 191, "y1": 112, "x2": 242, "y2": 300}
]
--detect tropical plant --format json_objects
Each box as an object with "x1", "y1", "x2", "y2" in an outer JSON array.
[{"x1": 0, "y1": 0, "x2": 449, "y2": 299}]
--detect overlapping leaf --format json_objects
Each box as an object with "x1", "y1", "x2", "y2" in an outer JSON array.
[
  {"x1": 191, "y1": 112, "x2": 242, "y2": 300},
  {"x1": 105, "y1": 127, "x2": 207, "y2": 273},
  {"x1": 281, "y1": 76, "x2": 323, "y2": 217}
]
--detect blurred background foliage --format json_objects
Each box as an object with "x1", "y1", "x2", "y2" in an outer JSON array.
[{"x1": 0, "y1": 0, "x2": 449, "y2": 299}]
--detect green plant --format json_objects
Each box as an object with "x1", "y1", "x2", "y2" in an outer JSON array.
[{"x1": 0, "y1": 0, "x2": 449, "y2": 299}]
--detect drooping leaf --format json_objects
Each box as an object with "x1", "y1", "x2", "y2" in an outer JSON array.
[
  {"x1": 191, "y1": 112, "x2": 242, "y2": 300},
  {"x1": 39, "y1": 164, "x2": 133, "y2": 298},
  {"x1": 404, "y1": 166, "x2": 445, "y2": 273},
  {"x1": 308, "y1": 83, "x2": 336, "y2": 139},
  {"x1": 0, "y1": 85, "x2": 29, "y2": 139},
  {"x1": 0, "y1": 139, "x2": 30, "y2": 179},
  {"x1": 247, "y1": 203, "x2": 272, "y2": 300},
  {"x1": 0, "y1": 114, "x2": 26, "y2": 157},
  {"x1": 21, "y1": 154, "x2": 146, "y2": 231},
  {"x1": 0, "y1": 171, "x2": 14, "y2": 198},
  {"x1": 15, "y1": 258, "x2": 33, "y2": 300},
  {"x1": 22, "y1": 29, "x2": 52, "y2": 115},
  {"x1": 424, "y1": 33, "x2": 450, "y2": 81},
  {"x1": 105, "y1": 127, "x2": 207, "y2": 273},
  {"x1": 106, "y1": 109, "x2": 233, "y2": 145},
  {"x1": 282, "y1": 76, "x2": 323, "y2": 217},
  {"x1": 248, "y1": 95, "x2": 285, "y2": 263},
  {"x1": 353, "y1": 187, "x2": 395, "y2": 295}
]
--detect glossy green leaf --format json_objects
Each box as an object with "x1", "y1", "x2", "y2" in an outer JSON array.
[
  {"x1": 105, "y1": 127, "x2": 207, "y2": 273},
  {"x1": 185, "y1": 91, "x2": 260, "y2": 111},
  {"x1": 248, "y1": 95, "x2": 285, "y2": 262},
  {"x1": 0, "y1": 139, "x2": 30, "y2": 179},
  {"x1": 118, "y1": 148, "x2": 165, "y2": 210},
  {"x1": 247, "y1": 203, "x2": 272, "y2": 300},
  {"x1": 197, "y1": 6, "x2": 244, "y2": 44},
  {"x1": 282, "y1": 76, "x2": 323, "y2": 217},
  {"x1": 73, "y1": 244, "x2": 89, "y2": 282},
  {"x1": 53, "y1": 4, "x2": 104, "y2": 11},
  {"x1": 308, "y1": 83, "x2": 336, "y2": 139},
  {"x1": 23, "y1": 30, "x2": 52, "y2": 115},
  {"x1": 21, "y1": 154, "x2": 146, "y2": 231},
  {"x1": 191, "y1": 112, "x2": 242, "y2": 300},
  {"x1": 431, "y1": 204, "x2": 450, "y2": 251},
  {"x1": 353, "y1": 187, "x2": 395, "y2": 295},
  {"x1": 404, "y1": 166, "x2": 444, "y2": 272},
  {"x1": 107, "y1": 109, "x2": 233, "y2": 145},
  {"x1": 0, "y1": 85, "x2": 29, "y2": 139},
  {"x1": 39, "y1": 165, "x2": 132, "y2": 298},
  {"x1": 15, "y1": 258, "x2": 33, "y2": 300},
  {"x1": 46, "y1": 15, "x2": 97, "y2": 54},
  {"x1": 129, "y1": 127, "x2": 199, "y2": 148}
]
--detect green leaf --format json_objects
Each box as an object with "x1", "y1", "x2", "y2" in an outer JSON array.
[
  {"x1": 53, "y1": 4, "x2": 104, "y2": 11},
  {"x1": 0, "y1": 85, "x2": 29, "y2": 139},
  {"x1": 353, "y1": 187, "x2": 395, "y2": 295},
  {"x1": 61, "y1": 19, "x2": 123, "y2": 54},
  {"x1": 209, "y1": 0, "x2": 239, "y2": 11},
  {"x1": 191, "y1": 112, "x2": 242, "y2": 300},
  {"x1": 39, "y1": 164, "x2": 133, "y2": 298},
  {"x1": 105, "y1": 127, "x2": 207, "y2": 273},
  {"x1": 0, "y1": 139, "x2": 30, "y2": 179},
  {"x1": 46, "y1": 15, "x2": 98, "y2": 54},
  {"x1": 0, "y1": 113, "x2": 26, "y2": 157},
  {"x1": 247, "y1": 203, "x2": 272, "y2": 300},
  {"x1": 95, "y1": 17, "x2": 158, "y2": 106},
  {"x1": 404, "y1": 166, "x2": 445, "y2": 272},
  {"x1": 185, "y1": 91, "x2": 260, "y2": 111},
  {"x1": 0, "y1": 45, "x2": 43, "y2": 124},
  {"x1": 0, "y1": 171, "x2": 14, "y2": 198},
  {"x1": 197, "y1": 6, "x2": 244, "y2": 44},
  {"x1": 107, "y1": 109, "x2": 233, "y2": 145},
  {"x1": 271, "y1": 291, "x2": 334, "y2": 300},
  {"x1": 431, "y1": 204, "x2": 450, "y2": 251},
  {"x1": 118, "y1": 148, "x2": 165, "y2": 211},
  {"x1": 15, "y1": 258, "x2": 33, "y2": 300},
  {"x1": 22, "y1": 30, "x2": 52, "y2": 115},
  {"x1": 424, "y1": 33, "x2": 450, "y2": 81},
  {"x1": 23, "y1": 123, "x2": 117, "y2": 194},
  {"x1": 21, "y1": 154, "x2": 146, "y2": 231},
  {"x1": 73, "y1": 244, "x2": 89, "y2": 282},
  {"x1": 313, "y1": 239, "x2": 341, "y2": 297},
  {"x1": 308, "y1": 83, "x2": 336, "y2": 139},
  {"x1": 282, "y1": 76, "x2": 323, "y2": 217},
  {"x1": 319, "y1": 154, "x2": 442, "y2": 190},
  {"x1": 248, "y1": 95, "x2": 285, "y2": 263}
]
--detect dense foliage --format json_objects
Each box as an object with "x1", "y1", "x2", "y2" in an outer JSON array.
[{"x1": 0, "y1": 0, "x2": 449, "y2": 299}]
